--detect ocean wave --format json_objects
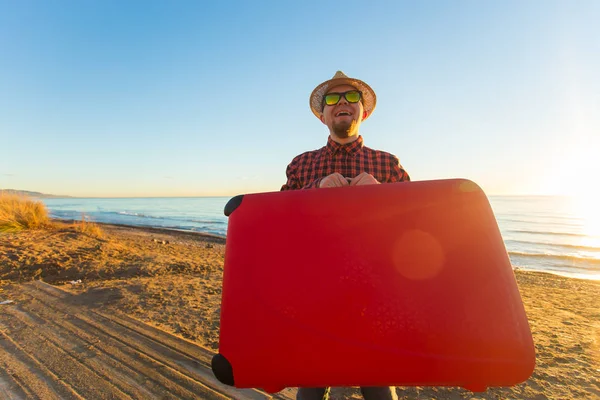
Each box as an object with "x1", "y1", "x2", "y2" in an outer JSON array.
[
  {"x1": 498, "y1": 217, "x2": 583, "y2": 228},
  {"x1": 508, "y1": 229, "x2": 591, "y2": 238},
  {"x1": 504, "y1": 239, "x2": 600, "y2": 253},
  {"x1": 190, "y1": 219, "x2": 225, "y2": 224},
  {"x1": 43, "y1": 203, "x2": 83, "y2": 208},
  {"x1": 49, "y1": 210, "x2": 83, "y2": 219},
  {"x1": 109, "y1": 212, "x2": 224, "y2": 225},
  {"x1": 508, "y1": 251, "x2": 600, "y2": 268},
  {"x1": 117, "y1": 211, "x2": 164, "y2": 219},
  {"x1": 494, "y1": 209, "x2": 579, "y2": 218},
  {"x1": 173, "y1": 218, "x2": 225, "y2": 226},
  {"x1": 511, "y1": 265, "x2": 600, "y2": 281}
]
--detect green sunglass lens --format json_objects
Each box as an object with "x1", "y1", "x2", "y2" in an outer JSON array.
[
  {"x1": 345, "y1": 91, "x2": 361, "y2": 103},
  {"x1": 325, "y1": 94, "x2": 341, "y2": 105}
]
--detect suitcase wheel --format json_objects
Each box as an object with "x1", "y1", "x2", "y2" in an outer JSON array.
[{"x1": 211, "y1": 353, "x2": 235, "y2": 386}]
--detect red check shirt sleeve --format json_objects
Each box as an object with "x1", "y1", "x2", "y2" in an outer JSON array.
[
  {"x1": 280, "y1": 155, "x2": 322, "y2": 190},
  {"x1": 386, "y1": 154, "x2": 411, "y2": 183}
]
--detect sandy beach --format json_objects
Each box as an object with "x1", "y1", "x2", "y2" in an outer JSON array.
[{"x1": 1, "y1": 221, "x2": 599, "y2": 399}]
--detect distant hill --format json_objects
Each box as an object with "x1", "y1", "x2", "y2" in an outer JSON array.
[{"x1": 0, "y1": 189, "x2": 71, "y2": 198}]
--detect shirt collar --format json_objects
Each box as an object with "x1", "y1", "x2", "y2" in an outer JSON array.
[{"x1": 325, "y1": 135, "x2": 364, "y2": 156}]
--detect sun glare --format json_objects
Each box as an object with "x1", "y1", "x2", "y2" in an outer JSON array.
[
  {"x1": 539, "y1": 143, "x2": 600, "y2": 199},
  {"x1": 569, "y1": 195, "x2": 600, "y2": 253},
  {"x1": 566, "y1": 149, "x2": 600, "y2": 243}
]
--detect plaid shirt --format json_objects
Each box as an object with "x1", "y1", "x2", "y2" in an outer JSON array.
[{"x1": 281, "y1": 135, "x2": 410, "y2": 190}]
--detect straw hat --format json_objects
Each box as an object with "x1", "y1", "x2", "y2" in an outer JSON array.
[{"x1": 309, "y1": 71, "x2": 377, "y2": 120}]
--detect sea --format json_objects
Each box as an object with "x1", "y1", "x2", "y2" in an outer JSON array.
[{"x1": 41, "y1": 195, "x2": 600, "y2": 281}]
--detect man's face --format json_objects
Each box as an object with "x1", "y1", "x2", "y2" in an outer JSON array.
[{"x1": 320, "y1": 84, "x2": 365, "y2": 140}]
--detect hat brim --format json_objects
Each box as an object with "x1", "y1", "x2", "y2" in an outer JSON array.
[{"x1": 309, "y1": 77, "x2": 376, "y2": 120}]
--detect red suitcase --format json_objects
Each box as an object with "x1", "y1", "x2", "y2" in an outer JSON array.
[{"x1": 211, "y1": 179, "x2": 535, "y2": 394}]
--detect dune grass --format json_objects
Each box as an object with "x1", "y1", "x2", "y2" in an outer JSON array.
[
  {"x1": 74, "y1": 215, "x2": 105, "y2": 239},
  {"x1": 0, "y1": 193, "x2": 106, "y2": 238},
  {"x1": 0, "y1": 193, "x2": 50, "y2": 232}
]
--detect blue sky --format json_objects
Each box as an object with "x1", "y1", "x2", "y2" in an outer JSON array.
[{"x1": 1, "y1": 0, "x2": 598, "y2": 197}]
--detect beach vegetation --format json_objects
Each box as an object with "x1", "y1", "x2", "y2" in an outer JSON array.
[
  {"x1": 74, "y1": 214, "x2": 105, "y2": 239},
  {"x1": 0, "y1": 193, "x2": 51, "y2": 232}
]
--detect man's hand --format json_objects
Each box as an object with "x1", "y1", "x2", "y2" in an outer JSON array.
[
  {"x1": 319, "y1": 173, "x2": 350, "y2": 188},
  {"x1": 349, "y1": 172, "x2": 380, "y2": 186}
]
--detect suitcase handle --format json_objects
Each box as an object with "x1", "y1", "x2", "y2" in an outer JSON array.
[{"x1": 224, "y1": 195, "x2": 244, "y2": 217}]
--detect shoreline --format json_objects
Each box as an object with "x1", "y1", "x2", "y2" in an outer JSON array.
[
  {"x1": 54, "y1": 217, "x2": 600, "y2": 282},
  {"x1": 513, "y1": 266, "x2": 600, "y2": 282},
  {"x1": 56, "y1": 218, "x2": 227, "y2": 241}
]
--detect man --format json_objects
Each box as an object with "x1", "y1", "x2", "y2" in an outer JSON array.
[
  {"x1": 281, "y1": 71, "x2": 409, "y2": 191},
  {"x1": 281, "y1": 71, "x2": 410, "y2": 400}
]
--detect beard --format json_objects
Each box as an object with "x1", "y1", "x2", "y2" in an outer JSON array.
[{"x1": 332, "y1": 119, "x2": 358, "y2": 138}]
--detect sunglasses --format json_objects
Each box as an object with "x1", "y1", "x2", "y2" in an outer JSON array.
[{"x1": 323, "y1": 90, "x2": 362, "y2": 107}]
